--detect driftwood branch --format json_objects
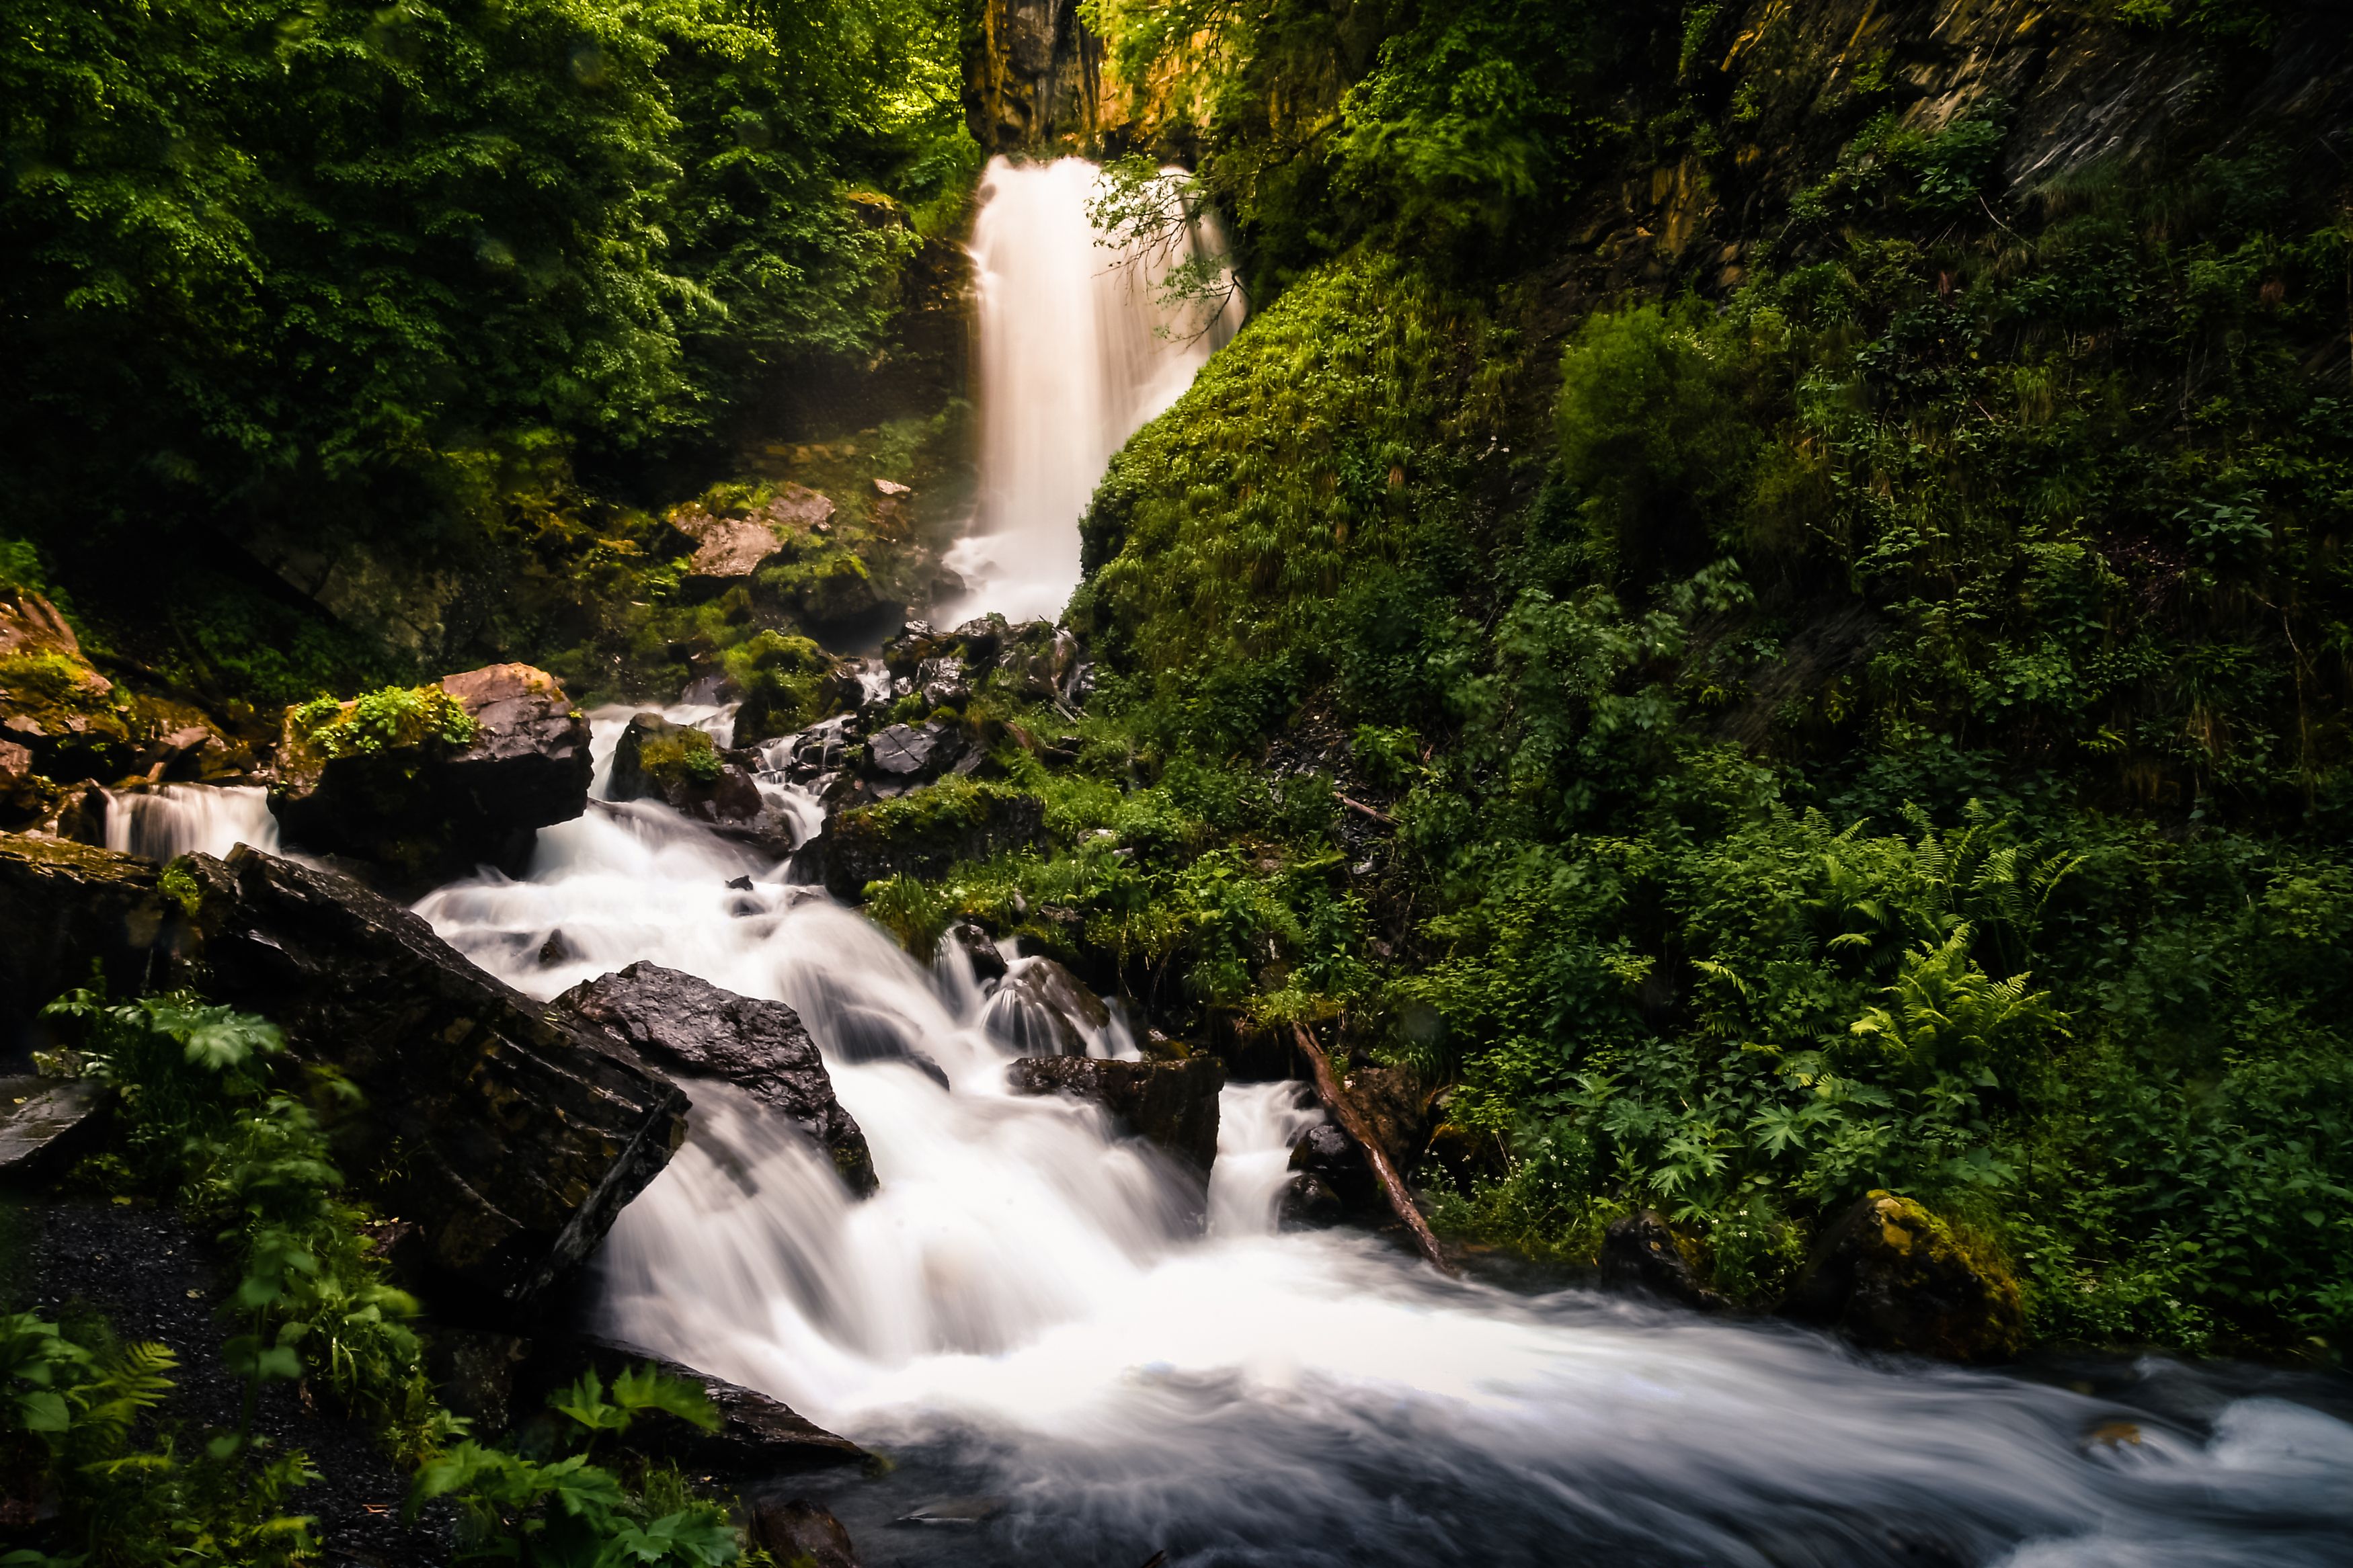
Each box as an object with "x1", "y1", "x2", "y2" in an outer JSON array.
[
  {"x1": 1336, "y1": 794, "x2": 1394, "y2": 826},
  {"x1": 1290, "y1": 1022, "x2": 1456, "y2": 1278}
]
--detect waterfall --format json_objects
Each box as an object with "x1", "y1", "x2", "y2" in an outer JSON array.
[
  {"x1": 938, "y1": 157, "x2": 1244, "y2": 626},
  {"x1": 413, "y1": 720, "x2": 2353, "y2": 1567},
  {"x1": 104, "y1": 784, "x2": 279, "y2": 862},
  {"x1": 113, "y1": 157, "x2": 2352, "y2": 1562}
]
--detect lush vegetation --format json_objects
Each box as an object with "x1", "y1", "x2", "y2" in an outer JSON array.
[
  {"x1": 1022, "y1": 0, "x2": 2353, "y2": 1356},
  {"x1": 5, "y1": 987, "x2": 756, "y2": 1566}
]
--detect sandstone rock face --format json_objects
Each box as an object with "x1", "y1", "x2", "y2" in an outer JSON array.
[
  {"x1": 1601, "y1": 1209, "x2": 1726, "y2": 1312},
  {"x1": 1778, "y1": 1192, "x2": 2024, "y2": 1362},
  {"x1": 561, "y1": 962, "x2": 877, "y2": 1198},
  {"x1": 270, "y1": 663, "x2": 592, "y2": 892},
  {"x1": 189, "y1": 846, "x2": 688, "y2": 1323},
  {"x1": 1004, "y1": 1053, "x2": 1226, "y2": 1176}
]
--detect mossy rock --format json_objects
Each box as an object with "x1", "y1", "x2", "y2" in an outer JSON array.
[
  {"x1": 1778, "y1": 1192, "x2": 2024, "y2": 1362},
  {"x1": 817, "y1": 778, "x2": 1045, "y2": 900}
]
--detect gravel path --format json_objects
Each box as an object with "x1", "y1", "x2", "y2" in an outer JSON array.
[{"x1": 26, "y1": 1198, "x2": 455, "y2": 1567}]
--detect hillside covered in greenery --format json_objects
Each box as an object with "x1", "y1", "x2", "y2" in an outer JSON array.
[
  {"x1": 5, "y1": 0, "x2": 2350, "y2": 1395},
  {"x1": 1042, "y1": 0, "x2": 2353, "y2": 1355}
]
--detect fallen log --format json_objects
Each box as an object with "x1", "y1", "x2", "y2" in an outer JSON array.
[{"x1": 1290, "y1": 1022, "x2": 1456, "y2": 1278}]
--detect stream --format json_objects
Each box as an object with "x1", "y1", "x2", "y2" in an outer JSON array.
[{"x1": 103, "y1": 159, "x2": 2353, "y2": 1567}]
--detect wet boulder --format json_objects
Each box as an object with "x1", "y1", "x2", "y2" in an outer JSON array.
[
  {"x1": 0, "y1": 1076, "x2": 112, "y2": 1183},
  {"x1": 1277, "y1": 1169, "x2": 1345, "y2": 1229},
  {"x1": 0, "y1": 833, "x2": 192, "y2": 1048},
  {"x1": 186, "y1": 845, "x2": 688, "y2": 1323},
  {"x1": 1601, "y1": 1209, "x2": 1726, "y2": 1312},
  {"x1": 981, "y1": 956, "x2": 1108, "y2": 1057},
  {"x1": 997, "y1": 622, "x2": 1080, "y2": 704},
  {"x1": 940, "y1": 919, "x2": 1006, "y2": 985},
  {"x1": 1778, "y1": 1192, "x2": 2024, "y2": 1362},
  {"x1": 560, "y1": 962, "x2": 876, "y2": 1198},
  {"x1": 863, "y1": 720, "x2": 971, "y2": 786},
  {"x1": 817, "y1": 780, "x2": 1043, "y2": 901},
  {"x1": 608, "y1": 714, "x2": 798, "y2": 859},
  {"x1": 869, "y1": 476, "x2": 914, "y2": 538},
  {"x1": 1285, "y1": 1122, "x2": 1376, "y2": 1214},
  {"x1": 269, "y1": 664, "x2": 593, "y2": 893},
  {"x1": 1004, "y1": 1054, "x2": 1226, "y2": 1176},
  {"x1": 914, "y1": 656, "x2": 970, "y2": 709},
  {"x1": 749, "y1": 1500, "x2": 861, "y2": 1568}
]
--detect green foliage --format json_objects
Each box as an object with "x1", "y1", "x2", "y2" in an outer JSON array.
[
  {"x1": 635, "y1": 726, "x2": 727, "y2": 788},
  {"x1": 42, "y1": 989, "x2": 450, "y2": 1456},
  {"x1": 725, "y1": 630, "x2": 838, "y2": 741},
  {"x1": 292, "y1": 684, "x2": 477, "y2": 760},
  {"x1": 412, "y1": 1365, "x2": 737, "y2": 1567},
  {"x1": 0, "y1": 651, "x2": 99, "y2": 706},
  {"x1": 0, "y1": 0, "x2": 967, "y2": 544}
]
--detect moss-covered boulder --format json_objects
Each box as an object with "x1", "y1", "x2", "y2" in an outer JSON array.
[
  {"x1": 813, "y1": 778, "x2": 1045, "y2": 899},
  {"x1": 269, "y1": 664, "x2": 592, "y2": 892},
  {"x1": 608, "y1": 713, "x2": 798, "y2": 859},
  {"x1": 1778, "y1": 1192, "x2": 2024, "y2": 1362},
  {"x1": 0, "y1": 587, "x2": 134, "y2": 782}
]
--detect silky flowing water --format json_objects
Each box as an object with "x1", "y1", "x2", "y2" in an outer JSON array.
[{"x1": 101, "y1": 159, "x2": 2353, "y2": 1565}]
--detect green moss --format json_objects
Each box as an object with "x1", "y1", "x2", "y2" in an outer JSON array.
[
  {"x1": 0, "y1": 650, "x2": 103, "y2": 708},
  {"x1": 635, "y1": 725, "x2": 725, "y2": 787},
  {"x1": 725, "y1": 630, "x2": 838, "y2": 742},
  {"x1": 290, "y1": 684, "x2": 477, "y2": 760}
]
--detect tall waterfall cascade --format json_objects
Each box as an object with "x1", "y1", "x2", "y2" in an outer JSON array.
[
  {"x1": 95, "y1": 163, "x2": 2353, "y2": 1567},
  {"x1": 939, "y1": 157, "x2": 1245, "y2": 626}
]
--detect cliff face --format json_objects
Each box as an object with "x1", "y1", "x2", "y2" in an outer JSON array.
[
  {"x1": 1568, "y1": 0, "x2": 2352, "y2": 297},
  {"x1": 965, "y1": 0, "x2": 1107, "y2": 153}
]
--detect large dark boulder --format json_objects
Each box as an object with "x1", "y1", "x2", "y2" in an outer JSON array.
[
  {"x1": 559, "y1": 962, "x2": 876, "y2": 1197},
  {"x1": 607, "y1": 714, "x2": 797, "y2": 858},
  {"x1": 748, "y1": 1500, "x2": 861, "y2": 1568},
  {"x1": 1778, "y1": 1192, "x2": 2024, "y2": 1362},
  {"x1": 816, "y1": 782, "x2": 1044, "y2": 900},
  {"x1": 0, "y1": 1076, "x2": 112, "y2": 1183},
  {"x1": 1600, "y1": 1209, "x2": 1726, "y2": 1312},
  {"x1": 186, "y1": 846, "x2": 688, "y2": 1323},
  {"x1": 0, "y1": 833, "x2": 192, "y2": 1056},
  {"x1": 1003, "y1": 1054, "x2": 1226, "y2": 1177},
  {"x1": 270, "y1": 663, "x2": 593, "y2": 893},
  {"x1": 863, "y1": 720, "x2": 970, "y2": 785}
]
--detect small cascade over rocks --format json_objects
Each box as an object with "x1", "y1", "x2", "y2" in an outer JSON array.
[{"x1": 405, "y1": 708, "x2": 2353, "y2": 1566}]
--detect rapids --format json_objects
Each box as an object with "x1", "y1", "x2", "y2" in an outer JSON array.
[{"x1": 97, "y1": 157, "x2": 2353, "y2": 1565}]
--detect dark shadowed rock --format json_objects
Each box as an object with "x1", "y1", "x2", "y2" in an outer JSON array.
[
  {"x1": 1004, "y1": 1054, "x2": 1225, "y2": 1175},
  {"x1": 818, "y1": 782, "x2": 1043, "y2": 900},
  {"x1": 561, "y1": 962, "x2": 876, "y2": 1197},
  {"x1": 940, "y1": 919, "x2": 1006, "y2": 985},
  {"x1": 522, "y1": 1336, "x2": 867, "y2": 1474},
  {"x1": 270, "y1": 663, "x2": 592, "y2": 893},
  {"x1": 0, "y1": 833, "x2": 190, "y2": 1050},
  {"x1": 1778, "y1": 1192, "x2": 2024, "y2": 1362},
  {"x1": 1601, "y1": 1209, "x2": 1726, "y2": 1312},
  {"x1": 864, "y1": 720, "x2": 967, "y2": 782},
  {"x1": 188, "y1": 846, "x2": 688, "y2": 1323},
  {"x1": 0, "y1": 1076, "x2": 112, "y2": 1183},
  {"x1": 1285, "y1": 1122, "x2": 1376, "y2": 1213},
  {"x1": 981, "y1": 957, "x2": 1108, "y2": 1057},
  {"x1": 749, "y1": 1500, "x2": 861, "y2": 1568},
  {"x1": 1277, "y1": 1171, "x2": 1345, "y2": 1229}
]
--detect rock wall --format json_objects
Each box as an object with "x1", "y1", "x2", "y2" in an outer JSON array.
[{"x1": 965, "y1": 0, "x2": 1107, "y2": 152}]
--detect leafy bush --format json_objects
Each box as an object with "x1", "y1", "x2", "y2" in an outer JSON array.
[{"x1": 411, "y1": 1365, "x2": 738, "y2": 1567}]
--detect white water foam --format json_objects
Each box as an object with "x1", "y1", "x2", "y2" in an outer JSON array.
[
  {"x1": 936, "y1": 157, "x2": 1244, "y2": 626},
  {"x1": 104, "y1": 783, "x2": 278, "y2": 861},
  {"x1": 406, "y1": 712, "x2": 2353, "y2": 1566}
]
